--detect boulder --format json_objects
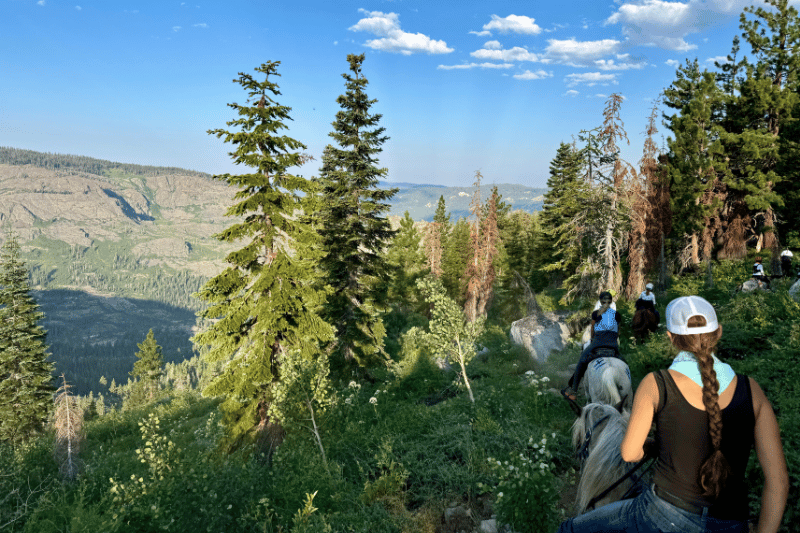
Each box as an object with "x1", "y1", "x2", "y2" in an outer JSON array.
[
  {"x1": 510, "y1": 312, "x2": 571, "y2": 363},
  {"x1": 790, "y1": 279, "x2": 800, "y2": 300},
  {"x1": 479, "y1": 518, "x2": 498, "y2": 533},
  {"x1": 741, "y1": 279, "x2": 767, "y2": 292}
]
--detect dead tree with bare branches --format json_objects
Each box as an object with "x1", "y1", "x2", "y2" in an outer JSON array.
[
  {"x1": 53, "y1": 374, "x2": 84, "y2": 481},
  {"x1": 464, "y1": 172, "x2": 501, "y2": 323}
]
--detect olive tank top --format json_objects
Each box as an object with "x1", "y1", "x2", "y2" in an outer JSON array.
[{"x1": 652, "y1": 369, "x2": 755, "y2": 521}]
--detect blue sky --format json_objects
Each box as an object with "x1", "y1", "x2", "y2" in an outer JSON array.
[{"x1": 0, "y1": 0, "x2": 788, "y2": 188}]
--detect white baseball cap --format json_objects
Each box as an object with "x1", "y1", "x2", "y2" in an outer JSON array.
[
  {"x1": 645, "y1": 283, "x2": 654, "y2": 290},
  {"x1": 666, "y1": 296, "x2": 719, "y2": 335}
]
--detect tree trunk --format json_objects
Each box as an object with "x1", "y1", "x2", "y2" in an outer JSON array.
[{"x1": 457, "y1": 342, "x2": 475, "y2": 403}]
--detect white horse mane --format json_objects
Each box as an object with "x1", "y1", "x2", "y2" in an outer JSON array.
[
  {"x1": 584, "y1": 357, "x2": 632, "y2": 410},
  {"x1": 571, "y1": 403, "x2": 639, "y2": 515}
]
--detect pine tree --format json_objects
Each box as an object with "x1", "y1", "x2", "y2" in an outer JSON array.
[
  {"x1": 385, "y1": 211, "x2": 425, "y2": 309},
  {"x1": 0, "y1": 233, "x2": 54, "y2": 446},
  {"x1": 737, "y1": 0, "x2": 800, "y2": 255},
  {"x1": 663, "y1": 60, "x2": 726, "y2": 265},
  {"x1": 193, "y1": 62, "x2": 334, "y2": 452},
  {"x1": 535, "y1": 142, "x2": 584, "y2": 283},
  {"x1": 494, "y1": 210, "x2": 539, "y2": 319},
  {"x1": 130, "y1": 329, "x2": 164, "y2": 400},
  {"x1": 433, "y1": 195, "x2": 452, "y2": 246},
  {"x1": 316, "y1": 53, "x2": 397, "y2": 369},
  {"x1": 440, "y1": 218, "x2": 472, "y2": 303},
  {"x1": 425, "y1": 196, "x2": 452, "y2": 278}
]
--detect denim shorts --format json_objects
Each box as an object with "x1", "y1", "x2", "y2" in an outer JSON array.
[{"x1": 556, "y1": 485, "x2": 748, "y2": 533}]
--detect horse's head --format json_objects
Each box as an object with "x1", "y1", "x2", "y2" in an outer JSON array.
[
  {"x1": 573, "y1": 403, "x2": 636, "y2": 515},
  {"x1": 571, "y1": 403, "x2": 628, "y2": 457}
]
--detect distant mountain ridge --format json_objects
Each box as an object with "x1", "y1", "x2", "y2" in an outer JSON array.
[
  {"x1": 0, "y1": 147, "x2": 546, "y2": 393},
  {"x1": 382, "y1": 181, "x2": 545, "y2": 220}
]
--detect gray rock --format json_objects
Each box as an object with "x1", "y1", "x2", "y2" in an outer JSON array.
[
  {"x1": 790, "y1": 279, "x2": 800, "y2": 300},
  {"x1": 510, "y1": 312, "x2": 571, "y2": 363},
  {"x1": 479, "y1": 518, "x2": 498, "y2": 533}
]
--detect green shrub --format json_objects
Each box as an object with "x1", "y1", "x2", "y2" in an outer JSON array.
[{"x1": 479, "y1": 433, "x2": 560, "y2": 533}]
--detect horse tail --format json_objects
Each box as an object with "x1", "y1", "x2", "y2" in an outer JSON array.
[{"x1": 599, "y1": 366, "x2": 622, "y2": 406}]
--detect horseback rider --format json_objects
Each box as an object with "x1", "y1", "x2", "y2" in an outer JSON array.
[
  {"x1": 780, "y1": 248, "x2": 793, "y2": 277},
  {"x1": 557, "y1": 295, "x2": 788, "y2": 533},
  {"x1": 593, "y1": 288, "x2": 617, "y2": 311},
  {"x1": 635, "y1": 282, "x2": 660, "y2": 325},
  {"x1": 562, "y1": 291, "x2": 622, "y2": 402},
  {"x1": 752, "y1": 256, "x2": 770, "y2": 289}
]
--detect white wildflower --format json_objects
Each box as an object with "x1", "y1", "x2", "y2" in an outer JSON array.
[{"x1": 369, "y1": 397, "x2": 377, "y2": 405}]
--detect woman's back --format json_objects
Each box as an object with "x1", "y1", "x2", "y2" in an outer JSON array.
[{"x1": 652, "y1": 370, "x2": 755, "y2": 520}]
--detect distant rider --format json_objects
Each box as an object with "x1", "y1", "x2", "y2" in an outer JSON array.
[
  {"x1": 752, "y1": 256, "x2": 769, "y2": 289},
  {"x1": 636, "y1": 282, "x2": 660, "y2": 324},
  {"x1": 780, "y1": 249, "x2": 793, "y2": 278},
  {"x1": 562, "y1": 291, "x2": 622, "y2": 402}
]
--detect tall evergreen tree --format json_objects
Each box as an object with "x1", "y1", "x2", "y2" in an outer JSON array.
[
  {"x1": 737, "y1": 0, "x2": 800, "y2": 254},
  {"x1": 0, "y1": 233, "x2": 54, "y2": 446},
  {"x1": 385, "y1": 211, "x2": 425, "y2": 309},
  {"x1": 552, "y1": 124, "x2": 619, "y2": 303},
  {"x1": 425, "y1": 196, "x2": 452, "y2": 278},
  {"x1": 433, "y1": 195, "x2": 452, "y2": 252},
  {"x1": 663, "y1": 60, "x2": 727, "y2": 265},
  {"x1": 441, "y1": 217, "x2": 472, "y2": 303},
  {"x1": 316, "y1": 53, "x2": 397, "y2": 369},
  {"x1": 493, "y1": 210, "x2": 538, "y2": 320},
  {"x1": 535, "y1": 142, "x2": 584, "y2": 284},
  {"x1": 193, "y1": 62, "x2": 333, "y2": 452},
  {"x1": 130, "y1": 329, "x2": 164, "y2": 400}
]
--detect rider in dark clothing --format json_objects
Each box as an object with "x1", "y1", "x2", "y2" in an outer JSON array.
[
  {"x1": 562, "y1": 291, "x2": 621, "y2": 401},
  {"x1": 635, "y1": 282, "x2": 660, "y2": 324}
]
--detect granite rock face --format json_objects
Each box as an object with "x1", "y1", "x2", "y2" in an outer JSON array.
[{"x1": 510, "y1": 311, "x2": 572, "y2": 363}]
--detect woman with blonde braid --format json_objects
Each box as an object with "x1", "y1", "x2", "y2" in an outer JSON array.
[{"x1": 557, "y1": 296, "x2": 788, "y2": 533}]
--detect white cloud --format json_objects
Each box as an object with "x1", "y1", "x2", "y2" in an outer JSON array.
[
  {"x1": 565, "y1": 90, "x2": 580, "y2": 96},
  {"x1": 469, "y1": 30, "x2": 492, "y2": 37},
  {"x1": 37, "y1": 0, "x2": 45, "y2": 5},
  {"x1": 594, "y1": 94, "x2": 608, "y2": 98},
  {"x1": 605, "y1": 0, "x2": 745, "y2": 51},
  {"x1": 349, "y1": 9, "x2": 453, "y2": 55},
  {"x1": 565, "y1": 72, "x2": 619, "y2": 87},
  {"x1": 471, "y1": 46, "x2": 540, "y2": 62},
  {"x1": 437, "y1": 62, "x2": 515, "y2": 70},
  {"x1": 513, "y1": 69, "x2": 553, "y2": 80},
  {"x1": 482, "y1": 14, "x2": 542, "y2": 35},
  {"x1": 649, "y1": 36, "x2": 696, "y2": 51},
  {"x1": 193, "y1": 23, "x2": 208, "y2": 28},
  {"x1": 75, "y1": 5, "x2": 81, "y2": 10},
  {"x1": 173, "y1": 26, "x2": 181, "y2": 32},
  {"x1": 705, "y1": 55, "x2": 729, "y2": 64},
  {"x1": 594, "y1": 55, "x2": 647, "y2": 70},
  {"x1": 665, "y1": 59, "x2": 680, "y2": 67},
  {"x1": 545, "y1": 38, "x2": 621, "y2": 65},
  {"x1": 483, "y1": 40, "x2": 502, "y2": 50},
  {"x1": 606, "y1": 0, "x2": 691, "y2": 26}
]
